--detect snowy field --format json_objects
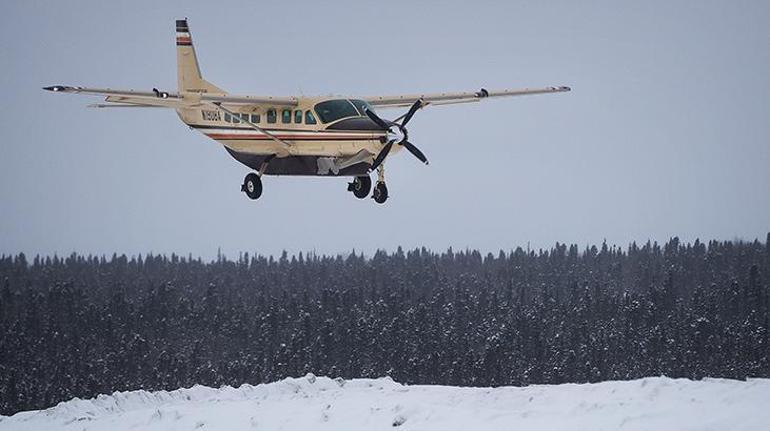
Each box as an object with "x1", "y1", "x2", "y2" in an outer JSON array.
[{"x1": 1, "y1": 375, "x2": 769, "y2": 431}]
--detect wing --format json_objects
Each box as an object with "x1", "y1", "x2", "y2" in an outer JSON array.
[
  {"x1": 363, "y1": 86, "x2": 571, "y2": 108},
  {"x1": 43, "y1": 86, "x2": 299, "y2": 108}
]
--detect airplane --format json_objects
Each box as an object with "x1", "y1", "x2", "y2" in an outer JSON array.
[{"x1": 44, "y1": 19, "x2": 570, "y2": 204}]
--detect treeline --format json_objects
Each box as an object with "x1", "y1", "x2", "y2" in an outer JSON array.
[{"x1": 1, "y1": 235, "x2": 769, "y2": 415}]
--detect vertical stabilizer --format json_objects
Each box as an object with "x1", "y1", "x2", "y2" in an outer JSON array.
[{"x1": 176, "y1": 19, "x2": 225, "y2": 94}]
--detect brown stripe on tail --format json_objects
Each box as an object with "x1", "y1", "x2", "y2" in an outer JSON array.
[{"x1": 175, "y1": 19, "x2": 192, "y2": 46}]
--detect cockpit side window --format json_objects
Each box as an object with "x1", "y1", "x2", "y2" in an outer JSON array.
[
  {"x1": 305, "y1": 110, "x2": 317, "y2": 125},
  {"x1": 351, "y1": 99, "x2": 374, "y2": 116},
  {"x1": 314, "y1": 99, "x2": 360, "y2": 124}
]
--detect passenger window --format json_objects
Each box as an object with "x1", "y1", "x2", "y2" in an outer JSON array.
[
  {"x1": 251, "y1": 114, "x2": 260, "y2": 123},
  {"x1": 282, "y1": 109, "x2": 291, "y2": 124},
  {"x1": 240, "y1": 113, "x2": 249, "y2": 122},
  {"x1": 224, "y1": 112, "x2": 232, "y2": 123},
  {"x1": 267, "y1": 109, "x2": 276, "y2": 123},
  {"x1": 232, "y1": 114, "x2": 240, "y2": 124},
  {"x1": 294, "y1": 110, "x2": 302, "y2": 124},
  {"x1": 305, "y1": 110, "x2": 317, "y2": 125}
]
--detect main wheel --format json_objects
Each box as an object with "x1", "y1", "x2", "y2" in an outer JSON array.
[
  {"x1": 348, "y1": 175, "x2": 372, "y2": 199},
  {"x1": 241, "y1": 173, "x2": 263, "y2": 200},
  {"x1": 372, "y1": 182, "x2": 388, "y2": 204}
]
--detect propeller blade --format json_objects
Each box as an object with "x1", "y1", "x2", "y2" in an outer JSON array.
[
  {"x1": 402, "y1": 140, "x2": 429, "y2": 165},
  {"x1": 400, "y1": 99, "x2": 422, "y2": 126},
  {"x1": 364, "y1": 108, "x2": 390, "y2": 130},
  {"x1": 370, "y1": 141, "x2": 394, "y2": 171}
]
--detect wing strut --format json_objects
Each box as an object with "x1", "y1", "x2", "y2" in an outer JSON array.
[{"x1": 209, "y1": 102, "x2": 292, "y2": 156}]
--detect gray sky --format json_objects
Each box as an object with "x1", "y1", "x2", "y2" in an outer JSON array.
[{"x1": 1, "y1": 0, "x2": 768, "y2": 259}]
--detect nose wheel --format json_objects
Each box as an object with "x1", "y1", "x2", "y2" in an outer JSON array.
[
  {"x1": 241, "y1": 173, "x2": 263, "y2": 200},
  {"x1": 371, "y1": 164, "x2": 388, "y2": 204},
  {"x1": 372, "y1": 182, "x2": 388, "y2": 204}
]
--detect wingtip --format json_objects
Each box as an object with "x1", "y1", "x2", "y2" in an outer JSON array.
[{"x1": 43, "y1": 85, "x2": 70, "y2": 92}]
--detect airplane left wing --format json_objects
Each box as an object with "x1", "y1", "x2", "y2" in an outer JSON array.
[
  {"x1": 364, "y1": 86, "x2": 571, "y2": 109},
  {"x1": 43, "y1": 85, "x2": 299, "y2": 108}
]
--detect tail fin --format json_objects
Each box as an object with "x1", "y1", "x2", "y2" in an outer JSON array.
[{"x1": 176, "y1": 19, "x2": 225, "y2": 94}]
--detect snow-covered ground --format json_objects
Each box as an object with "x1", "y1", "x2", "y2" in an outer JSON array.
[{"x1": 2, "y1": 375, "x2": 769, "y2": 431}]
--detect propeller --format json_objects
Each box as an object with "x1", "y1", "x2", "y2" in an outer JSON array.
[
  {"x1": 365, "y1": 108, "x2": 391, "y2": 130},
  {"x1": 365, "y1": 99, "x2": 428, "y2": 171},
  {"x1": 371, "y1": 141, "x2": 393, "y2": 171},
  {"x1": 400, "y1": 98, "x2": 422, "y2": 126}
]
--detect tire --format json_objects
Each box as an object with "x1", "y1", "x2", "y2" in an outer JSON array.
[
  {"x1": 242, "y1": 173, "x2": 263, "y2": 200},
  {"x1": 372, "y1": 182, "x2": 388, "y2": 204},
  {"x1": 350, "y1": 176, "x2": 372, "y2": 199}
]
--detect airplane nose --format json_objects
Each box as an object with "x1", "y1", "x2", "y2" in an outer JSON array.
[{"x1": 386, "y1": 124, "x2": 407, "y2": 145}]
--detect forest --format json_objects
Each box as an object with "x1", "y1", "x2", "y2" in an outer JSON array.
[{"x1": 1, "y1": 235, "x2": 768, "y2": 415}]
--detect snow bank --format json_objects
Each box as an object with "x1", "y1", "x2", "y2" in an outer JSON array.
[{"x1": 2, "y1": 375, "x2": 769, "y2": 431}]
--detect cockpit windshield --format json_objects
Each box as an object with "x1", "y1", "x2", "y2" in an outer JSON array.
[{"x1": 314, "y1": 99, "x2": 373, "y2": 124}]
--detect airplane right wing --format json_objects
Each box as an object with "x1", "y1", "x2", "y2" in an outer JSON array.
[{"x1": 43, "y1": 85, "x2": 299, "y2": 109}]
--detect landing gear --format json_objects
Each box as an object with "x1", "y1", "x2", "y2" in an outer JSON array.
[
  {"x1": 372, "y1": 182, "x2": 388, "y2": 204},
  {"x1": 241, "y1": 173, "x2": 262, "y2": 200},
  {"x1": 241, "y1": 156, "x2": 274, "y2": 201},
  {"x1": 347, "y1": 175, "x2": 372, "y2": 199},
  {"x1": 372, "y1": 165, "x2": 388, "y2": 204}
]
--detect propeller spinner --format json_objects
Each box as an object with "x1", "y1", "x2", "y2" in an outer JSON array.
[{"x1": 365, "y1": 99, "x2": 428, "y2": 171}]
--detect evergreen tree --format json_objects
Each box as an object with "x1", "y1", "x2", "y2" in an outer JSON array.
[{"x1": 0, "y1": 235, "x2": 768, "y2": 415}]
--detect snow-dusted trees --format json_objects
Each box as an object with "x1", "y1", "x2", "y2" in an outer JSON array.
[{"x1": 0, "y1": 237, "x2": 768, "y2": 415}]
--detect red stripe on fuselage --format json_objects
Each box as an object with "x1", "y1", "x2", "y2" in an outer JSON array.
[{"x1": 206, "y1": 133, "x2": 381, "y2": 141}]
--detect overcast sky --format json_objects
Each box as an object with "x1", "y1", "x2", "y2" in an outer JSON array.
[{"x1": 1, "y1": 0, "x2": 768, "y2": 259}]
